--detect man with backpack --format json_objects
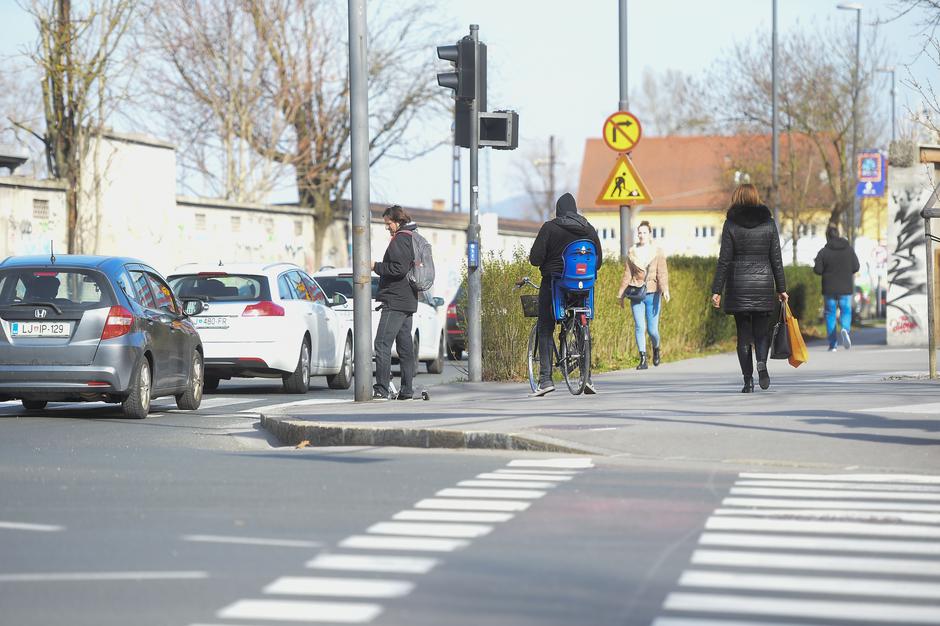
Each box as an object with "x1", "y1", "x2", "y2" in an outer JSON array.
[{"x1": 371, "y1": 205, "x2": 433, "y2": 400}]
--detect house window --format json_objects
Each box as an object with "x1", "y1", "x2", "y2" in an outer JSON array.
[
  {"x1": 601, "y1": 228, "x2": 607, "y2": 239},
  {"x1": 695, "y1": 227, "x2": 700, "y2": 238},
  {"x1": 32, "y1": 199, "x2": 49, "y2": 220},
  {"x1": 451, "y1": 233, "x2": 457, "y2": 246},
  {"x1": 195, "y1": 213, "x2": 206, "y2": 231},
  {"x1": 659, "y1": 228, "x2": 665, "y2": 238},
  {"x1": 294, "y1": 220, "x2": 303, "y2": 237},
  {"x1": 710, "y1": 226, "x2": 716, "y2": 237},
  {"x1": 231, "y1": 216, "x2": 241, "y2": 232},
  {"x1": 811, "y1": 224, "x2": 818, "y2": 237}
]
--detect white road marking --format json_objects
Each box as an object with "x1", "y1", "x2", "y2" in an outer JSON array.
[
  {"x1": 306, "y1": 554, "x2": 439, "y2": 574},
  {"x1": 0, "y1": 571, "x2": 207, "y2": 582},
  {"x1": 0, "y1": 521, "x2": 63, "y2": 532},
  {"x1": 218, "y1": 599, "x2": 381, "y2": 623},
  {"x1": 367, "y1": 521, "x2": 492, "y2": 539},
  {"x1": 723, "y1": 496, "x2": 940, "y2": 512},
  {"x1": 414, "y1": 498, "x2": 530, "y2": 512},
  {"x1": 652, "y1": 619, "x2": 829, "y2": 626},
  {"x1": 729, "y1": 486, "x2": 940, "y2": 500},
  {"x1": 663, "y1": 592, "x2": 940, "y2": 624},
  {"x1": 457, "y1": 479, "x2": 558, "y2": 489},
  {"x1": 706, "y1": 515, "x2": 940, "y2": 537},
  {"x1": 507, "y1": 458, "x2": 594, "y2": 469},
  {"x1": 436, "y1": 488, "x2": 546, "y2": 499},
  {"x1": 735, "y1": 479, "x2": 940, "y2": 492},
  {"x1": 264, "y1": 576, "x2": 414, "y2": 598},
  {"x1": 679, "y1": 569, "x2": 940, "y2": 600},
  {"x1": 240, "y1": 398, "x2": 352, "y2": 414},
  {"x1": 692, "y1": 549, "x2": 940, "y2": 576},
  {"x1": 859, "y1": 402, "x2": 940, "y2": 414},
  {"x1": 740, "y1": 472, "x2": 940, "y2": 484},
  {"x1": 713, "y1": 507, "x2": 940, "y2": 524},
  {"x1": 478, "y1": 472, "x2": 573, "y2": 481},
  {"x1": 495, "y1": 469, "x2": 579, "y2": 475},
  {"x1": 196, "y1": 397, "x2": 262, "y2": 409},
  {"x1": 698, "y1": 532, "x2": 940, "y2": 555},
  {"x1": 339, "y1": 535, "x2": 469, "y2": 552},
  {"x1": 182, "y1": 534, "x2": 321, "y2": 548},
  {"x1": 393, "y1": 510, "x2": 514, "y2": 523}
]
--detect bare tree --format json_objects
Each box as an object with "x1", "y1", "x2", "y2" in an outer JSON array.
[
  {"x1": 889, "y1": 1, "x2": 940, "y2": 140},
  {"x1": 630, "y1": 68, "x2": 713, "y2": 136},
  {"x1": 513, "y1": 135, "x2": 569, "y2": 222}
]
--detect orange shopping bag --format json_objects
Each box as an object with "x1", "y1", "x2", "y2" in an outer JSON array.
[{"x1": 784, "y1": 301, "x2": 808, "y2": 368}]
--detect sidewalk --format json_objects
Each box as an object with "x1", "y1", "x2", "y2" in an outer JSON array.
[{"x1": 261, "y1": 327, "x2": 940, "y2": 473}]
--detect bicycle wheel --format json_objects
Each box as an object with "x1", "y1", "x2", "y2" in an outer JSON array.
[
  {"x1": 561, "y1": 317, "x2": 588, "y2": 395},
  {"x1": 526, "y1": 324, "x2": 540, "y2": 393}
]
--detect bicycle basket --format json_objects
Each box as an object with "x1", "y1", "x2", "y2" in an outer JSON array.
[{"x1": 520, "y1": 294, "x2": 539, "y2": 318}]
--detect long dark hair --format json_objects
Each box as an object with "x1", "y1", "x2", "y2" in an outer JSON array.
[{"x1": 383, "y1": 205, "x2": 411, "y2": 226}]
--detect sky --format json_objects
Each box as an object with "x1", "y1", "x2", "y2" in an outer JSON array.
[{"x1": 1, "y1": 0, "x2": 936, "y2": 216}]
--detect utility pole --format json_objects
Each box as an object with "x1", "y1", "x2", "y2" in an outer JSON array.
[
  {"x1": 347, "y1": 0, "x2": 372, "y2": 402},
  {"x1": 466, "y1": 24, "x2": 483, "y2": 383},
  {"x1": 548, "y1": 135, "x2": 556, "y2": 221},
  {"x1": 618, "y1": 0, "x2": 632, "y2": 258},
  {"x1": 771, "y1": 0, "x2": 780, "y2": 230},
  {"x1": 838, "y1": 2, "x2": 862, "y2": 245}
]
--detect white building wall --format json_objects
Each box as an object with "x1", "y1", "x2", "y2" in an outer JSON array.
[{"x1": 0, "y1": 177, "x2": 68, "y2": 258}]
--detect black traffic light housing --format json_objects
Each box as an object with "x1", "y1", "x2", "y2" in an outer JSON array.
[{"x1": 436, "y1": 36, "x2": 486, "y2": 110}]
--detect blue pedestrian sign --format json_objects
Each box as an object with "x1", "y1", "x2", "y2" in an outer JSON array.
[{"x1": 856, "y1": 150, "x2": 885, "y2": 197}]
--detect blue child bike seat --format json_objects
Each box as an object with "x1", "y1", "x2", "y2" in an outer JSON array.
[{"x1": 551, "y1": 239, "x2": 597, "y2": 321}]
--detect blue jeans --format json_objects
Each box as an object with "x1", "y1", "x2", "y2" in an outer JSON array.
[
  {"x1": 824, "y1": 294, "x2": 852, "y2": 348},
  {"x1": 631, "y1": 292, "x2": 661, "y2": 353}
]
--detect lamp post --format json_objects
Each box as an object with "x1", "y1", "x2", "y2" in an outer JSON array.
[
  {"x1": 837, "y1": 2, "x2": 862, "y2": 245},
  {"x1": 877, "y1": 66, "x2": 896, "y2": 145}
]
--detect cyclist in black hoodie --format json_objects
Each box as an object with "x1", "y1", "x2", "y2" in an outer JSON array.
[{"x1": 528, "y1": 193, "x2": 603, "y2": 396}]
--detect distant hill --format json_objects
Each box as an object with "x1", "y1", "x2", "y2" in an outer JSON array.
[{"x1": 482, "y1": 194, "x2": 540, "y2": 221}]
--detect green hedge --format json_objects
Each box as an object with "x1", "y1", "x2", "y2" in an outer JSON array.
[{"x1": 476, "y1": 251, "x2": 822, "y2": 381}]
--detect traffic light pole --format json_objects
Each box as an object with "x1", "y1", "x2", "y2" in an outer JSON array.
[
  {"x1": 618, "y1": 0, "x2": 632, "y2": 259},
  {"x1": 467, "y1": 24, "x2": 483, "y2": 383}
]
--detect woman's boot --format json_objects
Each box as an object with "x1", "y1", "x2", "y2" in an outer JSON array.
[
  {"x1": 757, "y1": 362, "x2": 770, "y2": 390},
  {"x1": 652, "y1": 346, "x2": 661, "y2": 366},
  {"x1": 741, "y1": 376, "x2": 754, "y2": 393},
  {"x1": 636, "y1": 352, "x2": 649, "y2": 370}
]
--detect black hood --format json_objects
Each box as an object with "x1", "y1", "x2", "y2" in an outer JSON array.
[
  {"x1": 555, "y1": 193, "x2": 577, "y2": 218},
  {"x1": 727, "y1": 204, "x2": 772, "y2": 229},
  {"x1": 554, "y1": 213, "x2": 595, "y2": 236},
  {"x1": 826, "y1": 236, "x2": 850, "y2": 250}
]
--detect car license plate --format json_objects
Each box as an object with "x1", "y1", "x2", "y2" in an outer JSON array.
[
  {"x1": 11, "y1": 321, "x2": 72, "y2": 338},
  {"x1": 193, "y1": 316, "x2": 230, "y2": 329}
]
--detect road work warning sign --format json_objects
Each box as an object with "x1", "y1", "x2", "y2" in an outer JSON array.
[{"x1": 595, "y1": 155, "x2": 651, "y2": 206}]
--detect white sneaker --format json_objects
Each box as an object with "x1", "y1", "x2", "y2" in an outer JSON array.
[
  {"x1": 530, "y1": 383, "x2": 555, "y2": 397},
  {"x1": 583, "y1": 382, "x2": 597, "y2": 395},
  {"x1": 840, "y1": 328, "x2": 852, "y2": 349},
  {"x1": 828, "y1": 346, "x2": 838, "y2": 352}
]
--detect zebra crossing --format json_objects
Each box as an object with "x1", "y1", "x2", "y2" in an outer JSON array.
[
  {"x1": 652, "y1": 472, "x2": 940, "y2": 626},
  {"x1": 190, "y1": 457, "x2": 594, "y2": 625}
]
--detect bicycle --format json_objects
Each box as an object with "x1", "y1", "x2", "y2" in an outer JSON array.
[{"x1": 514, "y1": 241, "x2": 597, "y2": 395}]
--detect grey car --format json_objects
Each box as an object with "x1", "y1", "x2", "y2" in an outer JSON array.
[{"x1": 0, "y1": 255, "x2": 205, "y2": 418}]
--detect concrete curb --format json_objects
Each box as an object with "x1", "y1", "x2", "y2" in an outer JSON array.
[{"x1": 259, "y1": 414, "x2": 596, "y2": 455}]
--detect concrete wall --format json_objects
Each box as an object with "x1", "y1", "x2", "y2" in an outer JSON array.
[{"x1": 0, "y1": 177, "x2": 68, "y2": 258}]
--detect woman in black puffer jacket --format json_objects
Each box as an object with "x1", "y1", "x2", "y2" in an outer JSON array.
[{"x1": 711, "y1": 184, "x2": 789, "y2": 393}]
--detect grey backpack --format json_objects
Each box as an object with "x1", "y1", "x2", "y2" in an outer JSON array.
[{"x1": 399, "y1": 230, "x2": 435, "y2": 292}]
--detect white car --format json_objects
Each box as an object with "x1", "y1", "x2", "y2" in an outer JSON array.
[
  {"x1": 168, "y1": 263, "x2": 353, "y2": 393},
  {"x1": 313, "y1": 267, "x2": 446, "y2": 374}
]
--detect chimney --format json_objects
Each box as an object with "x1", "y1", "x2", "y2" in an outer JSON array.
[{"x1": 431, "y1": 198, "x2": 446, "y2": 211}]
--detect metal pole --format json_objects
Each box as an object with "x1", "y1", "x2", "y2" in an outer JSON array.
[
  {"x1": 618, "y1": 0, "x2": 632, "y2": 259},
  {"x1": 890, "y1": 68, "x2": 896, "y2": 144},
  {"x1": 467, "y1": 24, "x2": 482, "y2": 383},
  {"x1": 771, "y1": 0, "x2": 780, "y2": 229},
  {"x1": 348, "y1": 0, "x2": 373, "y2": 402},
  {"x1": 850, "y1": 8, "x2": 860, "y2": 245},
  {"x1": 921, "y1": 195, "x2": 940, "y2": 380}
]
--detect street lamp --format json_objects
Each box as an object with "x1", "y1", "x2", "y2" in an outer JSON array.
[
  {"x1": 877, "y1": 66, "x2": 896, "y2": 144},
  {"x1": 837, "y1": 1, "x2": 862, "y2": 245}
]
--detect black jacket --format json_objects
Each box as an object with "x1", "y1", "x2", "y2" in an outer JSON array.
[
  {"x1": 529, "y1": 194, "x2": 603, "y2": 277},
  {"x1": 374, "y1": 222, "x2": 418, "y2": 313},
  {"x1": 813, "y1": 236, "x2": 860, "y2": 296},
  {"x1": 711, "y1": 204, "x2": 786, "y2": 313}
]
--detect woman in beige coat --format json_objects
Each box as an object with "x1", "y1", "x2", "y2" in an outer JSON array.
[{"x1": 619, "y1": 221, "x2": 670, "y2": 369}]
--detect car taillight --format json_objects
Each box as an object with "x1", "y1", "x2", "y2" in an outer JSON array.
[
  {"x1": 446, "y1": 304, "x2": 457, "y2": 319},
  {"x1": 101, "y1": 306, "x2": 134, "y2": 340},
  {"x1": 242, "y1": 301, "x2": 285, "y2": 317}
]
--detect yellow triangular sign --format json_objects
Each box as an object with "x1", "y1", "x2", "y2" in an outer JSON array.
[{"x1": 595, "y1": 155, "x2": 652, "y2": 206}]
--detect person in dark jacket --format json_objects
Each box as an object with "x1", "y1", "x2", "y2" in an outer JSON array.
[
  {"x1": 371, "y1": 205, "x2": 418, "y2": 400},
  {"x1": 711, "y1": 184, "x2": 789, "y2": 393},
  {"x1": 528, "y1": 192, "x2": 603, "y2": 397},
  {"x1": 814, "y1": 226, "x2": 861, "y2": 351}
]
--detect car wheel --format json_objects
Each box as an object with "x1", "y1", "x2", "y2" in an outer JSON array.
[
  {"x1": 21, "y1": 399, "x2": 47, "y2": 411},
  {"x1": 427, "y1": 332, "x2": 445, "y2": 374},
  {"x1": 204, "y1": 376, "x2": 220, "y2": 393},
  {"x1": 327, "y1": 336, "x2": 353, "y2": 390},
  {"x1": 283, "y1": 339, "x2": 311, "y2": 394},
  {"x1": 122, "y1": 356, "x2": 152, "y2": 419},
  {"x1": 175, "y1": 350, "x2": 204, "y2": 411}
]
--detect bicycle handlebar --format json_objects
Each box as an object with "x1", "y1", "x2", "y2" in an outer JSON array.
[{"x1": 513, "y1": 277, "x2": 538, "y2": 290}]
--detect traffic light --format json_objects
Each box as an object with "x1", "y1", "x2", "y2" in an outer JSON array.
[{"x1": 436, "y1": 36, "x2": 486, "y2": 111}]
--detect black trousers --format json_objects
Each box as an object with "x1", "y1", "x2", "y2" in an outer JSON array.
[
  {"x1": 537, "y1": 284, "x2": 556, "y2": 385},
  {"x1": 733, "y1": 311, "x2": 772, "y2": 377},
  {"x1": 374, "y1": 308, "x2": 414, "y2": 398}
]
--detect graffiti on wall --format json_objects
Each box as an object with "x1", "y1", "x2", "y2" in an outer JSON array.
[{"x1": 887, "y1": 187, "x2": 927, "y2": 329}]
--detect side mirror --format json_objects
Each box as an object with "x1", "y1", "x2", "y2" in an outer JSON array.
[
  {"x1": 330, "y1": 293, "x2": 349, "y2": 307},
  {"x1": 432, "y1": 297, "x2": 445, "y2": 308},
  {"x1": 181, "y1": 298, "x2": 206, "y2": 316}
]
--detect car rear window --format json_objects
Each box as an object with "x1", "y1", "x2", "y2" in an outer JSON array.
[
  {"x1": 315, "y1": 275, "x2": 379, "y2": 300},
  {"x1": 168, "y1": 273, "x2": 270, "y2": 302},
  {"x1": 0, "y1": 268, "x2": 114, "y2": 308}
]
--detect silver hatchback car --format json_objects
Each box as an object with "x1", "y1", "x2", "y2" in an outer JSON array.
[{"x1": 0, "y1": 255, "x2": 206, "y2": 418}]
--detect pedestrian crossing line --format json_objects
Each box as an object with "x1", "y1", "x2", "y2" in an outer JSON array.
[
  {"x1": 392, "y1": 510, "x2": 514, "y2": 523},
  {"x1": 507, "y1": 458, "x2": 594, "y2": 469},
  {"x1": 0, "y1": 520, "x2": 63, "y2": 532},
  {"x1": 698, "y1": 532, "x2": 940, "y2": 555},
  {"x1": 414, "y1": 498, "x2": 531, "y2": 512},
  {"x1": 706, "y1": 515, "x2": 940, "y2": 537},
  {"x1": 457, "y1": 479, "x2": 559, "y2": 489},
  {"x1": 735, "y1": 479, "x2": 940, "y2": 492},
  {"x1": 217, "y1": 599, "x2": 382, "y2": 623},
  {"x1": 723, "y1": 496, "x2": 940, "y2": 512},
  {"x1": 652, "y1": 619, "x2": 831, "y2": 626},
  {"x1": 493, "y1": 469, "x2": 579, "y2": 476},
  {"x1": 713, "y1": 507, "x2": 940, "y2": 524},
  {"x1": 678, "y1": 570, "x2": 940, "y2": 600},
  {"x1": 861, "y1": 401, "x2": 940, "y2": 414},
  {"x1": 662, "y1": 592, "x2": 940, "y2": 624},
  {"x1": 477, "y1": 472, "x2": 573, "y2": 481},
  {"x1": 182, "y1": 535, "x2": 321, "y2": 548},
  {"x1": 339, "y1": 535, "x2": 470, "y2": 552},
  {"x1": 305, "y1": 554, "x2": 440, "y2": 574},
  {"x1": 196, "y1": 397, "x2": 261, "y2": 410},
  {"x1": 263, "y1": 576, "x2": 414, "y2": 598},
  {"x1": 740, "y1": 472, "x2": 940, "y2": 484},
  {"x1": 691, "y1": 549, "x2": 940, "y2": 576},
  {"x1": 729, "y1": 486, "x2": 940, "y2": 500},
  {"x1": 366, "y1": 521, "x2": 493, "y2": 539},
  {"x1": 435, "y1": 488, "x2": 546, "y2": 499}
]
